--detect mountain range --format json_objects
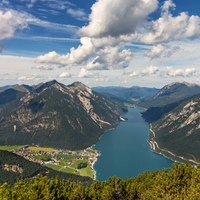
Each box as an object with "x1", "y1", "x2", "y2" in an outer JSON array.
[
  {"x1": 139, "y1": 81, "x2": 200, "y2": 163},
  {"x1": 138, "y1": 82, "x2": 200, "y2": 108},
  {"x1": 92, "y1": 86, "x2": 159, "y2": 104},
  {"x1": 0, "y1": 80, "x2": 127, "y2": 150},
  {"x1": 1, "y1": 80, "x2": 200, "y2": 163}
]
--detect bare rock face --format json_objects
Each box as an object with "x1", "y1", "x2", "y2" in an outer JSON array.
[
  {"x1": 0, "y1": 80, "x2": 127, "y2": 150},
  {"x1": 3, "y1": 164, "x2": 23, "y2": 173},
  {"x1": 152, "y1": 93, "x2": 200, "y2": 162}
]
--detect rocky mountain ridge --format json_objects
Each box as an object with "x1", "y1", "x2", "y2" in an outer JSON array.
[
  {"x1": 0, "y1": 80, "x2": 127, "y2": 150},
  {"x1": 92, "y1": 85, "x2": 159, "y2": 104},
  {"x1": 138, "y1": 81, "x2": 200, "y2": 108}
]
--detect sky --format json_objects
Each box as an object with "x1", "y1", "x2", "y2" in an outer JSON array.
[{"x1": 1, "y1": 0, "x2": 200, "y2": 88}]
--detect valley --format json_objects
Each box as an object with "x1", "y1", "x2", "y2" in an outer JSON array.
[
  {"x1": 1, "y1": 80, "x2": 200, "y2": 186},
  {"x1": 2, "y1": 0, "x2": 200, "y2": 197}
]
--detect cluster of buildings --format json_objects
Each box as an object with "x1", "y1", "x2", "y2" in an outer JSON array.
[
  {"x1": 10, "y1": 147, "x2": 100, "y2": 168},
  {"x1": 11, "y1": 148, "x2": 57, "y2": 165}
]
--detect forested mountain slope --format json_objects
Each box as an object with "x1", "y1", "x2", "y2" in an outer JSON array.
[
  {"x1": 141, "y1": 98, "x2": 188, "y2": 123},
  {"x1": 0, "y1": 80, "x2": 127, "y2": 150},
  {"x1": 138, "y1": 82, "x2": 200, "y2": 108},
  {"x1": 151, "y1": 93, "x2": 200, "y2": 162}
]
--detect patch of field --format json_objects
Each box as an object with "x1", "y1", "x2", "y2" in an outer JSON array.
[
  {"x1": 0, "y1": 145, "x2": 25, "y2": 150},
  {"x1": 45, "y1": 164, "x2": 80, "y2": 175},
  {"x1": 59, "y1": 159, "x2": 68, "y2": 166},
  {"x1": 70, "y1": 160, "x2": 88, "y2": 169},
  {"x1": 60, "y1": 167, "x2": 75, "y2": 174},
  {"x1": 44, "y1": 164, "x2": 62, "y2": 171},
  {"x1": 86, "y1": 148, "x2": 95, "y2": 153},
  {"x1": 57, "y1": 154, "x2": 81, "y2": 159},
  {"x1": 31, "y1": 154, "x2": 51, "y2": 161},
  {"x1": 27, "y1": 146, "x2": 55, "y2": 152},
  {"x1": 79, "y1": 163, "x2": 93, "y2": 179}
]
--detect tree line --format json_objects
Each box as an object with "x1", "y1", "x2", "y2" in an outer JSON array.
[{"x1": 1, "y1": 162, "x2": 200, "y2": 199}]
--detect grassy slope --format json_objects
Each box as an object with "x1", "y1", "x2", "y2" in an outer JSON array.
[
  {"x1": 27, "y1": 146, "x2": 55, "y2": 152},
  {"x1": 0, "y1": 145, "x2": 25, "y2": 150}
]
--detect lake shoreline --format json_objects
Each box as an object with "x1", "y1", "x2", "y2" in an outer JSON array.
[
  {"x1": 92, "y1": 113, "x2": 126, "y2": 180},
  {"x1": 93, "y1": 107, "x2": 174, "y2": 182},
  {"x1": 148, "y1": 123, "x2": 198, "y2": 166}
]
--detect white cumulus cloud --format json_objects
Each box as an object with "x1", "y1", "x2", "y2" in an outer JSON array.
[
  {"x1": 160, "y1": 66, "x2": 197, "y2": 77},
  {"x1": 32, "y1": 64, "x2": 54, "y2": 70},
  {"x1": 86, "y1": 46, "x2": 132, "y2": 70},
  {"x1": 59, "y1": 72, "x2": 71, "y2": 78},
  {"x1": 141, "y1": 65, "x2": 159, "y2": 76},
  {"x1": 36, "y1": 0, "x2": 158, "y2": 71},
  {"x1": 0, "y1": 10, "x2": 28, "y2": 40},
  {"x1": 36, "y1": 37, "x2": 96, "y2": 65},
  {"x1": 79, "y1": 0, "x2": 158, "y2": 38},
  {"x1": 78, "y1": 68, "x2": 94, "y2": 78},
  {"x1": 128, "y1": 71, "x2": 140, "y2": 77},
  {"x1": 128, "y1": 65, "x2": 159, "y2": 77},
  {"x1": 141, "y1": 0, "x2": 200, "y2": 44},
  {"x1": 144, "y1": 44, "x2": 165, "y2": 59},
  {"x1": 18, "y1": 74, "x2": 40, "y2": 81}
]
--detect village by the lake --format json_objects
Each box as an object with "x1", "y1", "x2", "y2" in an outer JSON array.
[{"x1": 1, "y1": 145, "x2": 100, "y2": 180}]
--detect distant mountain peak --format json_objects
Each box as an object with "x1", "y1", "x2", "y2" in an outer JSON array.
[
  {"x1": 14, "y1": 84, "x2": 34, "y2": 93},
  {"x1": 163, "y1": 81, "x2": 199, "y2": 89},
  {"x1": 182, "y1": 81, "x2": 199, "y2": 87},
  {"x1": 35, "y1": 80, "x2": 60, "y2": 93},
  {"x1": 69, "y1": 81, "x2": 93, "y2": 94},
  {"x1": 70, "y1": 81, "x2": 87, "y2": 88},
  {"x1": 139, "y1": 81, "x2": 200, "y2": 108},
  {"x1": 160, "y1": 82, "x2": 180, "y2": 90},
  {"x1": 47, "y1": 79, "x2": 58, "y2": 85}
]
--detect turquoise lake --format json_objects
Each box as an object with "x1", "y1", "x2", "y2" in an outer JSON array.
[{"x1": 94, "y1": 107, "x2": 174, "y2": 182}]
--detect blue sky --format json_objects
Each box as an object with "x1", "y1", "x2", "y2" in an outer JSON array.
[{"x1": 1, "y1": 0, "x2": 200, "y2": 88}]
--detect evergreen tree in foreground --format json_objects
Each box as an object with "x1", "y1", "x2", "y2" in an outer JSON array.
[{"x1": 1, "y1": 162, "x2": 200, "y2": 199}]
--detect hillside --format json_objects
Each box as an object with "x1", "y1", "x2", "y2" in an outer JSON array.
[
  {"x1": 0, "y1": 83, "x2": 44, "y2": 117},
  {"x1": 141, "y1": 98, "x2": 187, "y2": 123},
  {"x1": 13, "y1": 84, "x2": 35, "y2": 93},
  {"x1": 0, "y1": 88, "x2": 25, "y2": 106},
  {"x1": 0, "y1": 89, "x2": 27, "y2": 117},
  {"x1": 1, "y1": 162, "x2": 200, "y2": 199},
  {"x1": 0, "y1": 80, "x2": 127, "y2": 150},
  {"x1": 151, "y1": 93, "x2": 200, "y2": 162},
  {"x1": 0, "y1": 150, "x2": 93, "y2": 187},
  {"x1": 138, "y1": 82, "x2": 200, "y2": 108},
  {"x1": 92, "y1": 86, "x2": 159, "y2": 104}
]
